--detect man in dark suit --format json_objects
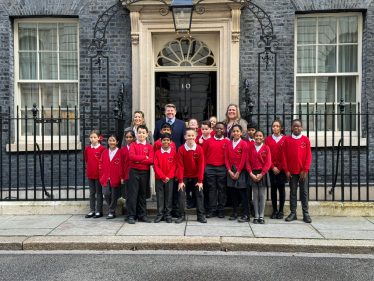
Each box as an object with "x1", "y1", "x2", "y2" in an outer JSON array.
[
  {"x1": 154, "y1": 104, "x2": 186, "y2": 150},
  {"x1": 154, "y1": 104, "x2": 186, "y2": 218}
]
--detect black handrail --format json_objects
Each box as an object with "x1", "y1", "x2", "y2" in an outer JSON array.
[
  {"x1": 329, "y1": 138, "x2": 342, "y2": 195},
  {"x1": 34, "y1": 143, "x2": 52, "y2": 199}
]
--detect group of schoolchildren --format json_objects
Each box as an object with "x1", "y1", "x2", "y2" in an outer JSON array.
[{"x1": 84, "y1": 117, "x2": 313, "y2": 225}]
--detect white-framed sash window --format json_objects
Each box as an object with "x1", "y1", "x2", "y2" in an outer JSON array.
[
  {"x1": 295, "y1": 13, "x2": 362, "y2": 134},
  {"x1": 14, "y1": 18, "x2": 79, "y2": 141}
]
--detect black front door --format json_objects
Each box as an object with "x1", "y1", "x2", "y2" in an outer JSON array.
[{"x1": 155, "y1": 72, "x2": 216, "y2": 123}]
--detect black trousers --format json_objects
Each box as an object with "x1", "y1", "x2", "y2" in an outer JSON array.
[
  {"x1": 289, "y1": 174, "x2": 309, "y2": 214},
  {"x1": 155, "y1": 178, "x2": 174, "y2": 217},
  {"x1": 127, "y1": 168, "x2": 150, "y2": 218},
  {"x1": 186, "y1": 180, "x2": 196, "y2": 206},
  {"x1": 271, "y1": 183, "x2": 285, "y2": 213},
  {"x1": 231, "y1": 187, "x2": 249, "y2": 216},
  {"x1": 205, "y1": 165, "x2": 227, "y2": 212},
  {"x1": 103, "y1": 180, "x2": 118, "y2": 214},
  {"x1": 88, "y1": 179, "x2": 103, "y2": 213},
  {"x1": 178, "y1": 177, "x2": 204, "y2": 217},
  {"x1": 172, "y1": 179, "x2": 179, "y2": 212}
]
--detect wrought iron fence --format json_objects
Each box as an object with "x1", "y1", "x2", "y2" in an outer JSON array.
[{"x1": 0, "y1": 100, "x2": 372, "y2": 202}]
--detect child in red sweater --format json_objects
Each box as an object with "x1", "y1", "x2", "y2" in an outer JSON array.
[
  {"x1": 283, "y1": 119, "x2": 312, "y2": 223},
  {"x1": 196, "y1": 120, "x2": 212, "y2": 146},
  {"x1": 265, "y1": 119, "x2": 287, "y2": 220},
  {"x1": 84, "y1": 130, "x2": 106, "y2": 219},
  {"x1": 153, "y1": 123, "x2": 176, "y2": 153},
  {"x1": 126, "y1": 125, "x2": 154, "y2": 224},
  {"x1": 153, "y1": 133, "x2": 177, "y2": 223},
  {"x1": 203, "y1": 122, "x2": 229, "y2": 219},
  {"x1": 120, "y1": 130, "x2": 136, "y2": 210},
  {"x1": 176, "y1": 128, "x2": 207, "y2": 224},
  {"x1": 225, "y1": 124, "x2": 249, "y2": 222},
  {"x1": 245, "y1": 122, "x2": 257, "y2": 146},
  {"x1": 247, "y1": 130, "x2": 271, "y2": 224},
  {"x1": 99, "y1": 134, "x2": 123, "y2": 219}
]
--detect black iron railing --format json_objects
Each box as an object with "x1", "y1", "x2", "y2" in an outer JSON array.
[{"x1": 0, "y1": 100, "x2": 372, "y2": 202}]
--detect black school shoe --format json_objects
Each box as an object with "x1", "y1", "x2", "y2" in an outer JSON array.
[
  {"x1": 175, "y1": 216, "x2": 186, "y2": 224},
  {"x1": 258, "y1": 217, "x2": 265, "y2": 224},
  {"x1": 165, "y1": 217, "x2": 172, "y2": 223},
  {"x1": 229, "y1": 213, "x2": 238, "y2": 220},
  {"x1": 85, "y1": 212, "x2": 95, "y2": 218},
  {"x1": 253, "y1": 218, "x2": 259, "y2": 224},
  {"x1": 303, "y1": 213, "x2": 312, "y2": 223},
  {"x1": 138, "y1": 216, "x2": 152, "y2": 223},
  {"x1": 218, "y1": 210, "x2": 225, "y2": 218},
  {"x1": 171, "y1": 210, "x2": 179, "y2": 218},
  {"x1": 93, "y1": 212, "x2": 103, "y2": 218},
  {"x1": 238, "y1": 215, "x2": 250, "y2": 223},
  {"x1": 106, "y1": 213, "x2": 115, "y2": 219},
  {"x1": 270, "y1": 211, "x2": 278, "y2": 219},
  {"x1": 126, "y1": 217, "x2": 136, "y2": 224},
  {"x1": 154, "y1": 215, "x2": 164, "y2": 223},
  {"x1": 197, "y1": 216, "x2": 207, "y2": 223},
  {"x1": 285, "y1": 213, "x2": 297, "y2": 222},
  {"x1": 206, "y1": 211, "x2": 217, "y2": 218},
  {"x1": 276, "y1": 212, "x2": 284, "y2": 219}
]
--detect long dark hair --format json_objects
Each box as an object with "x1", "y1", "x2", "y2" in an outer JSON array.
[{"x1": 272, "y1": 119, "x2": 286, "y2": 136}]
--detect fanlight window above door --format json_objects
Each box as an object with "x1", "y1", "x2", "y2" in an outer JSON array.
[{"x1": 156, "y1": 37, "x2": 216, "y2": 67}]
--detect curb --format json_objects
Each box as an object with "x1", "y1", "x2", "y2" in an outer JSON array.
[{"x1": 2, "y1": 236, "x2": 374, "y2": 254}]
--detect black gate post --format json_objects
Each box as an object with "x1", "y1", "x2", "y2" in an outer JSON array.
[{"x1": 31, "y1": 104, "x2": 38, "y2": 201}]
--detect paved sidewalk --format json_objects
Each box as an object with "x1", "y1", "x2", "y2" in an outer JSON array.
[{"x1": 0, "y1": 214, "x2": 374, "y2": 253}]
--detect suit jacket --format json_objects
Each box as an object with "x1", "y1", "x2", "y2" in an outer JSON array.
[{"x1": 154, "y1": 118, "x2": 186, "y2": 150}]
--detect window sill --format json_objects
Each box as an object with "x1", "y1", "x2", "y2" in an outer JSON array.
[
  {"x1": 6, "y1": 142, "x2": 82, "y2": 152},
  {"x1": 307, "y1": 136, "x2": 367, "y2": 148}
]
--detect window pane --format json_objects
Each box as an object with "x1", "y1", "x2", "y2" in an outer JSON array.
[
  {"x1": 318, "y1": 17, "x2": 337, "y2": 44},
  {"x1": 41, "y1": 83, "x2": 59, "y2": 108},
  {"x1": 39, "y1": 23, "x2": 57, "y2": 51},
  {"x1": 21, "y1": 111, "x2": 39, "y2": 136},
  {"x1": 297, "y1": 46, "x2": 316, "y2": 73},
  {"x1": 317, "y1": 77, "x2": 335, "y2": 103},
  {"x1": 318, "y1": 46, "x2": 336, "y2": 73},
  {"x1": 338, "y1": 105, "x2": 356, "y2": 131},
  {"x1": 61, "y1": 84, "x2": 78, "y2": 107},
  {"x1": 316, "y1": 104, "x2": 334, "y2": 131},
  {"x1": 59, "y1": 23, "x2": 78, "y2": 51},
  {"x1": 20, "y1": 83, "x2": 39, "y2": 108},
  {"x1": 337, "y1": 76, "x2": 356, "y2": 102},
  {"x1": 299, "y1": 105, "x2": 314, "y2": 131},
  {"x1": 60, "y1": 110, "x2": 77, "y2": 136},
  {"x1": 39, "y1": 53, "x2": 58, "y2": 79},
  {"x1": 339, "y1": 16, "x2": 358, "y2": 43},
  {"x1": 297, "y1": 18, "x2": 316, "y2": 45},
  {"x1": 59, "y1": 53, "x2": 78, "y2": 80},
  {"x1": 19, "y1": 52, "x2": 37, "y2": 79},
  {"x1": 339, "y1": 45, "x2": 358, "y2": 72},
  {"x1": 43, "y1": 110, "x2": 60, "y2": 136},
  {"x1": 296, "y1": 77, "x2": 314, "y2": 103},
  {"x1": 18, "y1": 23, "x2": 37, "y2": 51}
]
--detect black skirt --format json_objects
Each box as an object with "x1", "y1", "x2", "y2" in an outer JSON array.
[
  {"x1": 268, "y1": 169, "x2": 288, "y2": 185},
  {"x1": 227, "y1": 164, "x2": 247, "y2": 189},
  {"x1": 249, "y1": 170, "x2": 270, "y2": 188}
]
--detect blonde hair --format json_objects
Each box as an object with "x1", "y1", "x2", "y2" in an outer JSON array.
[
  {"x1": 131, "y1": 110, "x2": 147, "y2": 127},
  {"x1": 223, "y1": 104, "x2": 241, "y2": 124}
]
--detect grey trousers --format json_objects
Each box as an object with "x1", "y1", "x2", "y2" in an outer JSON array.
[
  {"x1": 252, "y1": 185, "x2": 266, "y2": 218},
  {"x1": 88, "y1": 179, "x2": 103, "y2": 213},
  {"x1": 205, "y1": 165, "x2": 227, "y2": 212},
  {"x1": 289, "y1": 174, "x2": 309, "y2": 214},
  {"x1": 178, "y1": 177, "x2": 204, "y2": 217},
  {"x1": 103, "y1": 180, "x2": 118, "y2": 214},
  {"x1": 155, "y1": 179, "x2": 174, "y2": 217}
]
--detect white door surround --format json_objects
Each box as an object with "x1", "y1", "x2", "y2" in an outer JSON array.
[{"x1": 126, "y1": 0, "x2": 242, "y2": 131}]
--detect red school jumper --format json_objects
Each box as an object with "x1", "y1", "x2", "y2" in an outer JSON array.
[
  {"x1": 154, "y1": 149, "x2": 177, "y2": 181},
  {"x1": 203, "y1": 137, "x2": 229, "y2": 167},
  {"x1": 195, "y1": 135, "x2": 211, "y2": 147},
  {"x1": 282, "y1": 135, "x2": 312, "y2": 174},
  {"x1": 264, "y1": 135, "x2": 287, "y2": 171},
  {"x1": 99, "y1": 148, "x2": 124, "y2": 187},
  {"x1": 197, "y1": 128, "x2": 215, "y2": 138},
  {"x1": 153, "y1": 139, "x2": 176, "y2": 153},
  {"x1": 84, "y1": 144, "x2": 106, "y2": 179},
  {"x1": 129, "y1": 142, "x2": 154, "y2": 170},
  {"x1": 225, "y1": 139, "x2": 248, "y2": 173},
  {"x1": 121, "y1": 145, "x2": 130, "y2": 180},
  {"x1": 246, "y1": 144, "x2": 272, "y2": 175},
  {"x1": 177, "y1": 144, "x2": 205, "y2": 183},
  {"x1": 245, "y1": 138, "x2": 255, "y2": 148}
]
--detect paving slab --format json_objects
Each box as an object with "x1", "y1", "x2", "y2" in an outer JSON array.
[
  {"x1": 0, "y1": 216, "x2": 13, "y2": 223},
  {"x1": 311, "y1": 216, "x2": 374, "y2": 231},
  {"x1": 48, "y1": 215, "x2": 124, "y2": 236},
  {"x1": 185, "y1": 225, "x2": 253, "y2": 237},
  {"x1": 251, "y1": 223, "x2": 324, "y2": 239},
  {"x1": 188, "y1": 217, "x2": 249, "y2": 227},
  {"x1": 221, "y1": 237, "x2": 374, "y2": 254},
  {"x1": 117, "y1": 221, "x2": 186, "y2": 236},
  {"x1": 259, "y1": 217, "x2": 305, "y2": 224},
  {"x1": 0, "y1": 215, "x2": 71, "y2": 229},
  {"x1": 318, "y1": 230, "x2": 374, "y2": 240},
  {"x1": 0, "y1": 237, "x2": 28, "y2": 250},
  {"x1": 0, "y1": 228, "x2": 53, "y2": 236},
  {"x1": 23, "y1": 236, "x2": 221, "y2": 251}
]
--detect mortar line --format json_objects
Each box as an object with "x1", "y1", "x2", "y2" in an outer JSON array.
[
  {"x1": 249, "y1": 222, "x2": 256, "y2": 238},
  {"x1": 45, "y1": 214, "x2": 72, "y2": 236},
  {"x1": 309, "y1": 223, "x2": 326, "y2": 239},
  {"x1": 184, "y1": 215, "x2": 188, "y2": 236},
  {"x1": 363, "y1": 217, "x2": 374, "y2": 225},
  {"x1": 114, "y1": 219, "x2": 126, "y2": 236}
]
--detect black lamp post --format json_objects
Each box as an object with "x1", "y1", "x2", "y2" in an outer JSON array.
[{"x1": 170, "y1": 0, "x2": 194, "y2": 34}]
